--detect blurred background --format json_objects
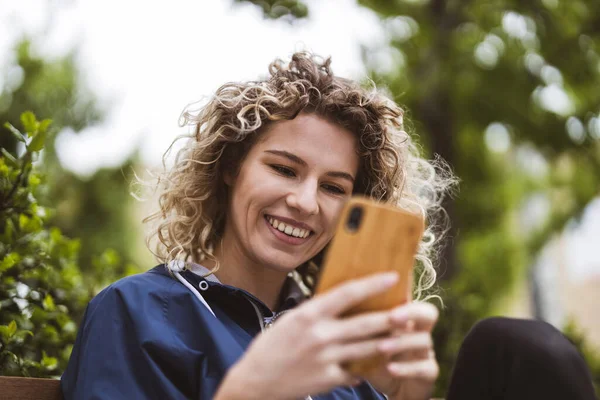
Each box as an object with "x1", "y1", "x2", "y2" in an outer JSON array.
[{"x1": 1, "y1": 0, "x2": 599, "y2": 396}]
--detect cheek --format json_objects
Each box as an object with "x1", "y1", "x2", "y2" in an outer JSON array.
[
  {"x1": 321, "y1": 200, "x2": 347, "y2": 237},
  {"x1": 231, "y1": 175, "x2": 279, "y2": 221}
]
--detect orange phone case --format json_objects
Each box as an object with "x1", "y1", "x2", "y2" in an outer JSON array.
[{"x1": 314, "y1": 196, "x2": 424, "y2": 375}]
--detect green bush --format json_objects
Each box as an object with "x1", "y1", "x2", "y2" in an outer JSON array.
[{"x1": 0, "y1": 112, "x2": 90, "y2": 377}]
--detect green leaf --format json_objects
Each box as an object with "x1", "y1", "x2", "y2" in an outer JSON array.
[
  {"x1": 4, "y1": 122, "x2": 26, "y2": 143},
  {"x1": 0, "y1": 252, "x2": 20, "y2": 273},
  {"x1": 24, "y1": 331, "x2": 34, "y2": 339},
  {"x1": 0, "y1": 326, "x2": 9, "y2": 341},
  {"x1": 19, "y1": 214, "x2": 29, "y2": 231},
  {"x1": 8, "y1": 321, "x2": 17, "y2": 337},
  {"x1": 13, "y1": 330, "x2": 34, "y2": 341},
  {"x1": 28, "y1": 129, "x2": 47, "y2": 152},
  {"x1": 41, "y1": 351, "x2": 58, "y2": 370},
  {"x1": 21, "y1": 111, "x2": 38, "y2": 136},
  {"x1": 1, "y1": 148, "x2": 19, "y2": 167},
  {"x1": 17, "y1": 212, "x2": 42, "y2": 233},
  {"x1": 0, "y1": 158, "x2": 8, "y2": 175},
  {"x1": 38, "y1": 119, "x2": 52, "y2": 134},
  {"x1": 0, "y1": 321, "x2": 18, "y2": 341},
  {"x1": 28, "y1": 173, "x2": 41, "y2": 187},
  {"x1": 42, "y1": 294, "x2": 56, "y2": 311},
  {"x1": 1, "y1": 219, "x2": 15, "y2": 243}
]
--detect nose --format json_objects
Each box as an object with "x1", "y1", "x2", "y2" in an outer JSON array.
[{"x1": 286, "y1": 179, "x2": 320, "y2": 216}]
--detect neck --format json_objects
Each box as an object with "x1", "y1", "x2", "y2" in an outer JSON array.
[{"x1": 207, "y1": 234, "x2": 289, "y2": 312}]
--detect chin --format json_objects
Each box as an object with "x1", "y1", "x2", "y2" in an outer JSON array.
[{"x1": 261, "y1": 254, "x2": 307, "y2": 273}]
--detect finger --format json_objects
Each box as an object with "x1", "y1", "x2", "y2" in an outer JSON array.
[
  {"x1": 387, "y1": 359, "x2": 439, "y2": 380},
  {"x1": 378, "y1": 332, "x2": 433, "y2": 357},
  {"x1": 389, "y1": 302, "x2": 439, "y2": 332},
  {"x1": 323, "y1": 337, "x2": 384, "y2": 363},
  {"x1": 387, "y1": 327, "x2": 434, "y2": 363},
  {"x1": 330, "y1": 310, "x2": 395, "y2": 342},
  {"x1": 312, "y1": 272, "x2": 399, "y2": 317}
]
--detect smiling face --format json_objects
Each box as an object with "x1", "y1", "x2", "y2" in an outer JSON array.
[{"x1": 221, "y1": 113, "x2": 359, "y2": 274}]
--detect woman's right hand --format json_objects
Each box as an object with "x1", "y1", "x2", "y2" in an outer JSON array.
[{"x1": 215, "y1": 272, "x2": 401, "y2": 400}]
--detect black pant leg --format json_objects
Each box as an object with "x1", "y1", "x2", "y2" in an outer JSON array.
[{"x1": 445, "y1": 317, "x2": 597, "y2": 400}]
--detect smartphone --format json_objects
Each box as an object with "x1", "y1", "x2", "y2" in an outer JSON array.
[{"x1": 314, "y1": 196, "x2": 424, "y2": 375}]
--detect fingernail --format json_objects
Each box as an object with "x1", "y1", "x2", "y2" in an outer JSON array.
[
  {"x1": 382, "y1": 272, "x2": 399, "y2": 287},
  {"x1": 391, "y1": 308, "x2": 408, "y2": 322}
]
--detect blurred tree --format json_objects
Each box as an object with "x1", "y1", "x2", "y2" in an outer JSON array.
[
  {"x1": 0, "y1": 40, "x2": 100, "y2": 154},
  {"x1": 240, "y1": 0, "x2": 600, "y2": 396},
  {"x1": 357, "y1": 1, "x2": 600, "y2": 395},
  {"x1": 0, "y1": 38, "x2": 142, "y2": 291}
]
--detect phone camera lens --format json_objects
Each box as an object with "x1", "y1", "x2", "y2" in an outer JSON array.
[{"x1": 346, "y1": 206, "x2": 363, "y2": 232}]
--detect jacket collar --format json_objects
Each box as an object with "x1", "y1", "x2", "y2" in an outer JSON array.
[{"x1": 156, "y1": 263, "x2": 308, "y2": 315}]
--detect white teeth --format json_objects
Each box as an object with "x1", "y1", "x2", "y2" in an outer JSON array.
[{"x1": 266, "y1": 216, "x2": 310, "y2": 239}]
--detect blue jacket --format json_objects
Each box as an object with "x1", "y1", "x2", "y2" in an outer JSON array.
[{"x1": 61, "y1": 265, "x2": 387, "y2": 399}]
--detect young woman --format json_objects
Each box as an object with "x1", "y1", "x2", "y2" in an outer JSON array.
[{"x1": 61, "y1": 53, "x2": 596, "y2": 400}]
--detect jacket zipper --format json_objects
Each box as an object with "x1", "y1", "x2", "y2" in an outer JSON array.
[{"x1": 263, "y1": 309, "x2": 290, "y2": 329}]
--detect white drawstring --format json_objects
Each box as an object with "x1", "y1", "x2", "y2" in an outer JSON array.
[
  {"x1": 173, "y1": 271, "x2": 216, "y2": 317},
  {"x1": 247, "y1": 299, "x2": 266, "y2": 331},
  {"x1": 173, "y1": 266, "x2": 312, "y2": 400}
]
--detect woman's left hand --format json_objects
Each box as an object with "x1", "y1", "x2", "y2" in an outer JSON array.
[{"x1": 361, "y1": 302, "x2": 439, "y2": 400}]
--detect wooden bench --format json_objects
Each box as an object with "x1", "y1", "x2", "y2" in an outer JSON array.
[
  {"x1": 0, "y1": 376, "x2": 62, "y2": 400},
  {"x1": 0, "y1": 375, "x2": 445, "y2": 399}
]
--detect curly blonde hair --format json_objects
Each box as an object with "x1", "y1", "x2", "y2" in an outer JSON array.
[{"x1": 144, "y1": 52, "x2": 455, "y2": 299}]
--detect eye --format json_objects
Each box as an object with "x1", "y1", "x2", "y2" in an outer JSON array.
[
  {"x1": 270, "y1": 165, "x2": 296, "y2": 177},
  {"x1": 322, "y1": 184, "x2": 346, "y2": 195}
]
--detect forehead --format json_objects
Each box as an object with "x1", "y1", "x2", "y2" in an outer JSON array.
[{"x1": 255, "y1": 114, "x2": 359, "y2": 170}]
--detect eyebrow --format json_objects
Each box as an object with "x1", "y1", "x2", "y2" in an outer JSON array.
[{"x1": 265, "y1": 149, "x2": 355, "y2": 183}]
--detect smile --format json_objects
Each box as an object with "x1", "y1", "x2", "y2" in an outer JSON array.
[{"x1": 265, "y1": 216, "x2": 312, "y2": 239}]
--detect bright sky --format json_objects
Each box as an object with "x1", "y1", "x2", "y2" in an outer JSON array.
[
  {"x1": 1, "y1": 0, "x2": 385, "y2": 175},
  {"x1": 1, "y1": 0, "x2": 598, "y2": 281}
]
